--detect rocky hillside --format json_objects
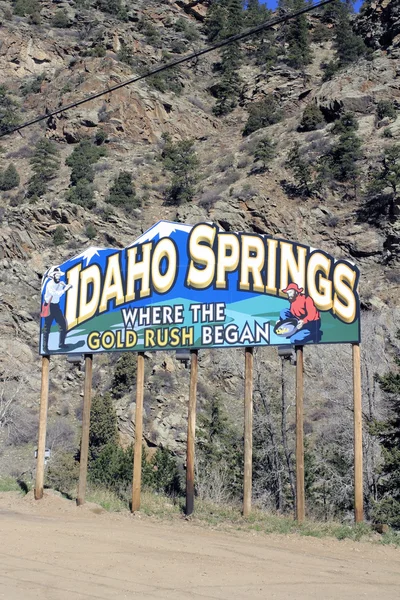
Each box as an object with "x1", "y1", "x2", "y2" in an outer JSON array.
[{"x1": 0, "y1": 0, "x2": 399, "y2": 512}]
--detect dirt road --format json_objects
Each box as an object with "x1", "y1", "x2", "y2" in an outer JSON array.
[{"x1": 1, "y1": 491, "x2": 399, "y2": 600}]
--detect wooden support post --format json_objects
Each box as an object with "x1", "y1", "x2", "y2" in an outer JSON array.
[
  {"x1": 132, "y1": 352, "x2": 145, "y2": 512},
  {"x1": 243, "y1": 346, "x2": 253, "y2": 518},
  {"x1": 352, "y1": 343, "x2": 364, "y2": 523},
  {"x1": 295, "y1": 346, "x2": 305, "y2": 523},
  {"x1": 34, "y1": 355, "x2": 50, "y2": 500},
  {"x1": 77, "y1": 354, "x2": 93, "y2": 506},
  {"x1": 186, "y1": 349, "x2": 198, "y2": 516}
]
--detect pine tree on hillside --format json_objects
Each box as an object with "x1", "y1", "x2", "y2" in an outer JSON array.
[
  {"x1": 367, "y1": 144, "x2": 400, "y2": 221},
  {"x1": 106, "y1": 171, "x2": 138, "y2": 211},
  {"x1": 0, "y1": 164, "x2": 20, "y2": 191},
  {"x1": 204, "y1": 0, "x2": 229, "y2": 42},
  {"x1": 279, "y1": 0, "x2": 312, "y2": 69},
  {"x1": 88, "y1": 393, "x2": 118, "y2": 463},
  {"x1": 322, "y1": 0, "x2": 369, "y2": 79},
  {"x1": 161, "y1": 133, "x2": 199, "y2": 205},
  {"x1": 27, "y1": 138, "x2": 60, "y2": 198},
  {"x1": 371, "y1": 343, "x2": 400, "y2": 528},
  {"x1": 245, "y1": 0, "x2": 276, "y2": 68},
  {"x1": 213, "y1": 0, "x2": 245, "y2": 116}
]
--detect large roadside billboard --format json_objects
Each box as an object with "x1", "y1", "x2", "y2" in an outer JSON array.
[{"x1": 39, "y1": 220, "x2": 360, "y2": 355}]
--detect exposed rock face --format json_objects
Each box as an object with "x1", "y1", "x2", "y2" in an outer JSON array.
[{"x1": 356, "y1": 0, "x2": 400, "y2": 52}]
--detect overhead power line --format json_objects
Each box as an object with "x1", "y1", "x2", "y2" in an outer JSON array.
[{"x1": 0, "y1": 0, "x2": 333, "y2": 139}]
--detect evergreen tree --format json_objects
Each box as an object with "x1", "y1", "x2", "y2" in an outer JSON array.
[
  {"x1": 66, "y1": 180, "x2": 96, "y2": 209},
  {"x1": 0, "y1": 85, "x2": 20, "y2": 135},
  {"x1": 242, "y1": 95, "x2": 282, "y2": 137},
  {"x1": 318, "y1": 113, "x2": 362, "y2": 183},
  {"x1": 299, "y1": 103, "x2": 325, "y2": 132},
  {"x1": 245, "y1": 0, "x2": 276, "y2": 68},
  {"x1": 212, "y1": 0, "x2": 244, "y2": 116},
  {"x1": 371, "y1": 346, "x2": 400, "y2": 528},
  {"x1": 27, "y1": 138, "x2": 60, "y2": 198},
  {"x1": 0, "y1": 163, "x2": 20, "y2": 191},
  {"x1": 111, "y1": 353, "x2": 137, "y2": 399},
  {"x1": 254, "y1": 136, "x2": 275, "y2": 170},
  {"x1": 66, "y1": 139, "x2": 106, "y2": 187},
  {"x1": 322, "y1": 0, "x2": 369, "y2": 79},
  {"x1": 196, "y1": 394, "x2": 243, "y2": 498},
  {"x1": 53, "y1": 225, "x2": 66, "y2": 246},
  {"x1": 88, "y1": 393, "x2": 118, "y2": 463},
  {"x1": 106, "y1": 171, "x2": 138, "y2": 211},
  {"x1": 285, "y1": 0, "x2": 312, "y2": 69},
  {"x1": 204, "y1": 0, "x2": 229, "y2": 42},
  {"x1": 66, "y1": 138, "x2": 106, "y2": 208},
  {"x1": 286, "y1": 141, "x2": 314, "y2": 196},
  {"x1": 367, "y1": 145, "x2": 400, "y2": 221},
  {"x1": 161, "y1": 133, "x2": 199, "y2": 205}
]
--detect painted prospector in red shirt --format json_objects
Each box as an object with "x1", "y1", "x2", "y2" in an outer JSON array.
[{"x1": 277, "y1": 283, "x2": 322, "y2": 344}]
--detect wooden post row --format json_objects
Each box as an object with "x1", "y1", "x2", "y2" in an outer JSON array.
[
  {"x1": 132, "y1": 352, "x2": 145, "y2": 512},
  {"x1": 35, "y1": 355, "x2": 50, "y2": 500},
  {"x1": 186, "y1": 350, "x2": 198, "y2": 516},
  {"x1": 77, "y1": 354, "x2": 93, "y2": 506},
  {"x1": 243, "y1": 346, "x2": 253, "y2": 517},
  {"x1": 295, "y1": 346, "x2": 305, "y2": 523},
  {"x1": 353, "y1": 343, "x2": 364, "y2": 523}
]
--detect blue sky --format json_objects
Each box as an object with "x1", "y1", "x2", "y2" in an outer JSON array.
[{"x1": 261, "y1": 1, "x2": 363, "y2": 11}]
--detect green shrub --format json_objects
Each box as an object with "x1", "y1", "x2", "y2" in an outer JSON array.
[
  {"x1": 174, "y1": 17, "x2": 199, "y2": 42},
  {"x1": 85, "y1": 223, "x2": 97, "y2": 239},
  {"x1": 332, "y1": 112, "x2": 358, "y2": 134},
  {"x1": 242, "y1": 96, "x2": 282, "y2": 137},
  {"x1": 0, "y1": 85, "x2": 20, "y2": 135},
  {"x1": 66, "y1": 180, "x2": 96, "y2": 208},
  {"x1": 13, "y1": 0, "x2": 41, "y2": 20},
  {"x1": 322, "y1": 59, "x2": 339, "y2": 81},
  {"x1": 368, "y1": 144, "x2": 400, "y2": 207},
  {"x1": 0, "y1": 163, "x2": 20, "y2": 190},
  {"x1": 377, "y1": 100, "x2": 397, "y2": 121},
  {"x1": 51, "y1": 9, "x2": 70, "y2": 28},
  {"x1": 53, "y1": 225, "x2": 66, "y2": 246},
  {"x1": 20, "y1": 74, "x2": 46, "y2": 96},
  {"x1": 147, "y1": 67, "x2": 183, "y2": 95},
  {"x1": 318, "y1": 114, "x2": 362, "y2": 183},
  {"x1": 89, "y1": 443, "x2": 133, "y2": 490},
  {"x1": 286, "y1": 141, "x2": 314, "y2": 196},
  {"x1": 85, "y1": 44, "x2": 107, "y2": 58},
  {"x1": 95, "y1": 128, "x2": 107, "y2": 145},
  {"x1": 117, "y1": 42, "x2": 134, "y2": 66},
  {"x1": 66, "y1": 139, "x2": 106, "y2": 186},
  {"x1": 66, "y1": 139, "x2": 105, "y2": 208},
  {"x1": 383, "y1": 127, "x2": 393, "y2": 139},
  {"x1": 142, "y1": 448, "x2": 182, "y2": 496},
  {"x1": 45, "y1": 452, "x2": 79, "y2": 495},
  {"x1": 106, "y1": 171, "x2": 139, "y2": 211},
  {"x1": 96, "y1": 0, "x2": 127, "y2": 19},
  {"x1": 299, "y1": 104, "x2": 325, "y2": 132},
  {"x1": 142, "y1": 22, "x2": 162, "y2": 48}
]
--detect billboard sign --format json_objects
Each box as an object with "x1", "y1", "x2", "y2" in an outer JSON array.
[{"x1": 39, "y1": 221, "x2": 360, "y2": 355}]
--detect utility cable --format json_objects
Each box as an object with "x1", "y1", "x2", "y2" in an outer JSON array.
[{"x1": 0, "y1": 0, "x2": 333, "y2": 139}]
